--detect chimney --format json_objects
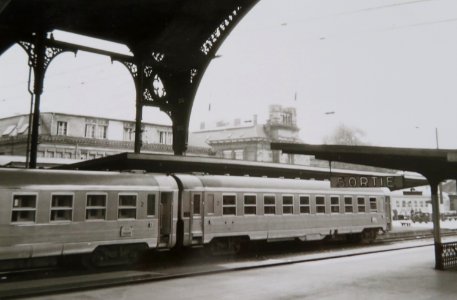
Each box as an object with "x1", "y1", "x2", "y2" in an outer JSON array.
[{"x1": 200, "y1": 122, "x2": 205, "y2": 130}]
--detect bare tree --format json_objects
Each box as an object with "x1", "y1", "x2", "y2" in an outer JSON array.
[{"x1": 323, "y1": 124, "x2": 367, "y2": 145}]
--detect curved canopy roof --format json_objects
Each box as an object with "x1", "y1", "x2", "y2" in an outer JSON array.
[{"x1": 0, "y1": 0, "x2": 259, "y2": 68}]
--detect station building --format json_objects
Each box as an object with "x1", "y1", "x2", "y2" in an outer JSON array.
[
  {"x1": 0, "y1": 105, "x2": 310, "y2": 166},
  {"x1": 0, "y1": 112, "x2": 211, "y2": 164},
  {"x1": 390, "y1": 183, "x2": 456, "y2": 219},
  {"x1": 189, "y1": 105, "x2": 311, "y2": 165}
]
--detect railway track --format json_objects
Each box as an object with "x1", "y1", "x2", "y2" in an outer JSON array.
[{"x1": 1, "y1": 230, "x2": 456, "y2": 299}]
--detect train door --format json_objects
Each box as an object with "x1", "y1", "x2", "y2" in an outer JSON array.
[
  {"x1": 189, "y1": 192, "x2": 204, "y2": 245},
  {"x1": 159, "y1": 192, "x2": 173, "y2": 246}
]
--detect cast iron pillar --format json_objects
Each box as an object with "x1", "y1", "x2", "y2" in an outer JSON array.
[
  {"x1": 19, "y1": 34, "x2": 76, "y2": 168},
  {"x1": 20, "y1": 33, "x2": 46, "y2": 168},
  {"x1": 160, "y1": 69, "x2": 197, "y2": 156},
  {"x1": 429, "y1": 180, "x2": 443, "y2": 269}
]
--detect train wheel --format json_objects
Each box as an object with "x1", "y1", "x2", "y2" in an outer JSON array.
[
  {"x1": 346, "y1": 233, "x2": 362, "y2": 243},
  {"x1": 230, "y1": 237, "x2": 249, "y2": 255},
  {"x1": 207, "y1": 238, "x2": 229, "y2": 256},
  {"x1": 361, "y1": 229, "x2": 378, "y2": 243},
  {"x1": 206, "y1": 237, "x2": 249, "y2": 256},
  {"x1": 122, "y1": 244, "x2": 147, "y2": 266},
  {"x1": 81, "y1": 248, "x2": 110, "y2": 269}
]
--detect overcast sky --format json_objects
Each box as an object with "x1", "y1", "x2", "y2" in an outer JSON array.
[{"x1": 1, "y1": 0, "x2": 457, "y2": 149}]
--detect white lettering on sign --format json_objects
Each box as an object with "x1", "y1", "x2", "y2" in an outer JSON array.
[{"x1": 331, "y1": 176, "x2": 399, "y2": 188}]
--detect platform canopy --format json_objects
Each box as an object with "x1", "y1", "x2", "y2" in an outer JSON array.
[
  {"x1": 0, "y1": 0, "x2": 258, "y2": 63},
  {"x1": 54, "y1": 152, "x2": 427, "y2": 191},
  {"x1": 0, "y1": 0, "x2": 260, "y2": 161},
  {"x1": 271, "y1": 142, "x2": 457, "y2": 184}
]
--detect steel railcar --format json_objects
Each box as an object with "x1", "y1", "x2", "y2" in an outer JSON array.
[
  {"x1": 175, "y1": 174, "x2": 389, "y2": 254},
  {"x1": 0, "y1": 168, "x2": 390, "y2": 268},
  {"x1": 0, "y1": 168, "x2": 178, "y2": 267}
]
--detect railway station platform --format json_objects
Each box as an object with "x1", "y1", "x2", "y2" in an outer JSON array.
[{"x1": 14, "y1": 238, "x2": 457, "y2": 300}]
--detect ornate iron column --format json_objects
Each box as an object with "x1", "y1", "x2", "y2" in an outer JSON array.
[
  {"x1": 429, "y1": 180, "x2": 443, "y2": 269},
  {"x1": 19, "y1": 33, "x2": 76, "y2": 168}
]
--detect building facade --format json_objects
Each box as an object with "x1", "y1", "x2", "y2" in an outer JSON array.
[
  {"x1": 0, "y1": 112, "x2": 210, "y2": 161},
  {"x1": 189, "y1": 105, "x2": 310, "y2": 165}
]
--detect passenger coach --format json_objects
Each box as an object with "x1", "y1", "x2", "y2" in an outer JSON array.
[
  {"x1": 174, "y1": 174, "x2": 390, "y2": 254},
  {"x1": 0, "y1": 168, "x2": 179, "y2": 267}
]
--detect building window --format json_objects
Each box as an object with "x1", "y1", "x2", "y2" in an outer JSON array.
[
  {"x1": 316, "y1": 196, "x2": 326, "y2": 213},
  {"x1": 344, "y1": 197, "x2": 353, "y2": 213},
  {"x1": 124, "y1": 126, "x2": 135, "y2": 141},
  {"x1": 118, "y1": 194, "x2": 137, "y2": 219},
  {"x1": 222, "y1": 150, "x2": 232, "y2": 159},
  {"x1": 234, "y1": 149, "x2": 244, "y2": 160},
  {"x1": 357, "y1": 197, "x2": 366, "y2": 213},
  {"x1": 282, "y1": 195, "x2": 293, "y2": 214},
  {"x1": 86, "y1": 194, "x2": 107, "y2": 220},
  {"x1": 85, "y1": 119, "x2": 108, "y2": 139},
  {"x1": 98, "y1": 125, "x2": 107, "y2": 139},
  {"x1": 264, "y1": 195, "x2": 276, "y2": 215},
  {"x1": 51, "y1": 194, "x2": 73, "y2": 221},
  {"x1": 11, "y1": 194, "x2": 37, "y2": 223},
  {"x1": 299, "y1": 195, "x2": 310, "y2": 214},
  {"x1": 159, "y1": 131, "x2": 172, "y2": 145},
  {"x1": 330, "y1": 196, "x2": 340, "y2": 213},
  {"x1": 222, "y1": 194, "x2": 237, "y2": 215},
  {"x1": 244, "y1": 194, "x2": 257, "y2": 215},
  {"x1": 85, "y1": 124, "x2": 95, "y2": 138},
  {"x1": 57, "y1": 121, "x2": 68, "y2": 136},
  {"x1": 281, "y1": 112, "x2": 293, "y2": 126}
]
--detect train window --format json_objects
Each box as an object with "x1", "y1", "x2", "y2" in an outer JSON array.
[
  {"x1": 193, "y1": 194, "x2": 201, "y2": 215},
  {"x1": 147, "y1": 194, "x2": 156, "y2": 217},
  {"x1": 357, "y1": 197, "x2": 366, "y2": 213},
  {"x1": 206, "y1": 194, "x2": 215, "y2": 214},
  {"x1": 370, "y1": 197, "x2": 377, "y2": 211},
  {"x1": 316, "y1": 196, "x2": 325, "y2": 213},
  {"x1": 50, "y1": 194, "x2": 73, "y2": 222},
  {"x1": 330, "y1": 196, "x2": 340, "y2": 213},
  {"x1": 222, "y1": 194, "x2": 237, "y2": 215},
  {"x1": 344, "y1": 197, "x2": 353, "y2": 213},
  {"x1": 282, "y1": 195, "x2": 293, "y2": 215},
  {"x1": 264, "y1": 195, "x2": 276, "y2": 215},
  {"x1": 118, "y1": 194, "x2": 137, "y2": 219},
  {"x1": 86, "y1": 194, "x2": 106, "y2": 220},
  {"x1": 11, "y1": 194, "x2": 37, "y2": 223},
  {"x1": 299, "y1": 195, "x2": 310, "y2": 214},
  {"x1": 244, "y1": 194, "x2": 257, "y2": 215}
]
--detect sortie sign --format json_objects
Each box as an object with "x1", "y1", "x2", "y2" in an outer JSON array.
[{"x1": 330, "y1": 175, "x2": 402, "y2": 189}]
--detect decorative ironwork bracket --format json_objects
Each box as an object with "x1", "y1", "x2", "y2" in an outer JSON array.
[{"x1": 18, "y1": 39, "x2": 77, "y2": 74}]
